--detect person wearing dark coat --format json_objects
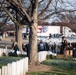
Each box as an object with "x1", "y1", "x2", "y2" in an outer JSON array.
[
  {"x1": 13, "y1": 43, "x2": 19, "y2": 57},
  {"x1": 25, "y1": 43, "x2": 30, "y2": 60},
  {"x1": 22, "y1": 43, "x2": 26, "y2": 51},
  {"x1": 61, "y1": 37, "x2": 67, "y2": 54},
  {"x1": 44, "y1": 42, "x2": 49, "y2": 51},
  {"x1": 73, "y1": 43, "x2": 76, "y2": 59},
  {"x1": 53, "y1": 42, "x2": 57, "y2": 53},
  {"x1": 38, "y1": 40, "x2": 45, "y2": 52}
]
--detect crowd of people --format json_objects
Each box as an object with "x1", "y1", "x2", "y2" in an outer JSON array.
[
  {"x1": 61, "y1": 36, "x2": 76, "y2": 58},
  {"x1": 22, "y1": 36, "x2": 76, "y2": 60},
  {"x1": 22, "y1": 40, "x2": 57, "y2": 60},
  {"x1": 37, "y1": 40, "x2": 57, "y2": 54},
  {"x1": 3, "y1": 36, "x2": 76, "y2": 59}
]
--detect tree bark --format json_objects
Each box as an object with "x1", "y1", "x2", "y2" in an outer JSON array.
[
  {"x1": 29, "y1": 22, "x2": 38, "y2": 65},
  {"x1": 18, "y1": 25, "x2": 23, "y2": 51},
  {"x1": 5, "y1": 9, "x2": 23, "y2": 51},
  {"x1": 29, "y1": 0, "x2": 38, "y2": 65}
]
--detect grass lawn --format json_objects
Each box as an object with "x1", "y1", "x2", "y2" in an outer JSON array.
[
  {"x1": 0, "y1": 56, "x2": 76, "y2": 75},
  {"x1": 0, "y1": 57, "x2": 24, "y2": 68},
  {"x1": 27, "y1": 58, "x2": 76, "y2": 75}
]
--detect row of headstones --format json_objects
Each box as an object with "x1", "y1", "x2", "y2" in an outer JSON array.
[
  {"x1": 0, "y1": 57, "x2": 28, "y2": 75},
  {"x1": 0, "y1": 48, "x2": 13, "y2": 56},
  {"x1": 0, "y1": 48, "x2": 55, "y2": 63},
  {"x1": 0, "y1": 48, "x2": 27, "y2": 56},
  {"x1": 38, "y1": 51, "x2": 57, "y2": 62}
]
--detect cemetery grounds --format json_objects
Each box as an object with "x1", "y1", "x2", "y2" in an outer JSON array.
[{"x1": 0, "y1": 37, "x2": 76, "y2": 75}]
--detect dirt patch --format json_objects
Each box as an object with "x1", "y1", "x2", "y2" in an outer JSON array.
[{"x1": 28, "y1": 64, "x2": 52, "y2": 73}]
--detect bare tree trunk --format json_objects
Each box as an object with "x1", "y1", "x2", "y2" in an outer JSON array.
[
  {"x1": 29, "y1": 22, "x2": 38, "y2": 65},
  {"x1": 18, "y1": 25, "x2": 23, "y2": 51},
  {"x1": 29, "y1": 0, "x2": 38, "y2": 65}
]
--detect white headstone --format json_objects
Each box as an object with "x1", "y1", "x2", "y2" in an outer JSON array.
[
  {"x1": 24, "y1": 57, "x2": 28, "y2": 72},
  {"x1": 7, "y1": 63, "x2": 12, "y2": 75},
  {"x1": 2, "y1": 66, "x2": 5, "y2": 75},
  {"x1": 11, "y1": 62, "x2": 16, "y2": 75},
  {"x1": 0, "y1": 69, "x2": 1, "y2": 75},
  {"x1": 16, "y1": 61, "x2": 20, "y2": 75},
  {"x1": 20, "y1": 59, "x2": 23, "y2": 75}
]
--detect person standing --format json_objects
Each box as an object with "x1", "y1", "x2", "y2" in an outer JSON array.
[
  {"x1": 22, "y1": 43, "x2": 26, "y2": 51},
  {"x1": 13, "y1": 42, "x2": 19, "y2": 57},
  {"x1": 73, "y1": 43, "x2": 76, "y2": 60},
  {"x1": 69, "y1": 43, "x2": 73, "y2": 56},
  {"x1": 25, "y1": 43, "x2": 30, "y2": 60},
  {"x1": 38, "y1": 40, "x2": 45, "y2": 52},
  {"x1": 62, "y1": 37, "x2": 68, "y2": 58},
  {"x1": 53, "y1": 42, "x2": 57, "y2": 54},
  {"x1": 5, "y1": 45, "x2": 8, "y2": 49},
  {"x1": 44, "y1": 42, "x2": 49, "y2": 51},
  {"x1": 61, "y1": 36, "x2": 67, "y2": 54}
]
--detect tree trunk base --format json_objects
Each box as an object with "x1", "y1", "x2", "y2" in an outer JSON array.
[
  {"x1": 28, "y1": 63, "x2": 52, "y2": 73},
  {"x1": 29, "y1": 61, "x2": 40, "y2": 66}
]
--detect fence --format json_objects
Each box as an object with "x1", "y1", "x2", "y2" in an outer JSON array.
[{"x1": 0, "y1": 57, "x2": 28, "y2": 75}]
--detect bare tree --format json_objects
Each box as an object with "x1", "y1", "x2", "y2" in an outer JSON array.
[{"x1": 1, "y1": 0, "x2": 76, "y2": 65}]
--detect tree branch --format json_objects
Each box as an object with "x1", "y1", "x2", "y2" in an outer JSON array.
[
  {"x1": 39, "y1": 0, "x2": 45, "y2": 4},
  {"x1": 38, "y1": 0, "x2": 52, "y2": 17},
  {"x1": 4, "y1": 8, "x2": 20, "y2": 26},
  {"x1": 40, "y1": 9, "x2": 76, "y2": 20},
  {"x1": 0, "y1": 16, "x2": 9, "y2": 28},
  {"x1": 9, "y1": 0, "x2": 32, "y2": 23}
]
